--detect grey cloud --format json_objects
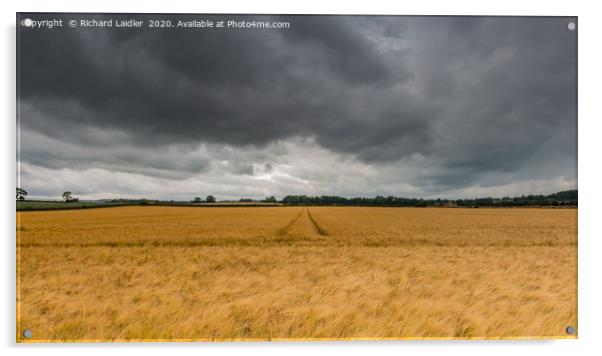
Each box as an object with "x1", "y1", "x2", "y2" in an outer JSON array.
[
  {"x1": 20, "y1": 129, "x2": 212, "y2": 179},
  {"x1": 18, "y1": 15, "x2": 425, "y2": 156},
  {"x1": 17, "y1": 15, "x2": 577, "y2": 197}
]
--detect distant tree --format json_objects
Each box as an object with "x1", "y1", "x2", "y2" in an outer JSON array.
[
  {"x1": 16, "y1": 187, "x2": 28, "y2": 201},
  {"x1": 192, "y1": 197, "x2": 203, "y2": 203},
  {"x1": 205, "y1": 195, "x2": 216, "y2": 203},
  {"x1": 62, "y1": 191, "x2": 78, "y2": 202},
  {"x1": 62, "y1": 191, "x2": 73, "y2": 201},
  {"x1": 263, "y1": 196, "x2": 277, "y2": 203}
]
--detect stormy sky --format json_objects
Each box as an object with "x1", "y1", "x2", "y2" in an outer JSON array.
[{"x1": 17, "y1": 15, "x2": 577, "y2": 200}]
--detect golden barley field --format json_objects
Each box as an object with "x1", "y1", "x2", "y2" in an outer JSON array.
[{"x1": 16, "y1": 206, "x2": 577, "y2": 341}]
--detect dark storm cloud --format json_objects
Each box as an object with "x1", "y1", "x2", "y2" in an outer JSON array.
[
  {"x1": 18, "y1": 15, "x2": 424, "y2": 155},
  {"x1": 415, "y1": 17, "x2": 577, "y2": 190},
  {"x1": 17, "y1": 15, "x2": 577, "y2": 195}
]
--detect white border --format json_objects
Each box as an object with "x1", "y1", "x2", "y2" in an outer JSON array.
[{"x1": 3, "y1": 1, "x2": 601, "y2": 355}]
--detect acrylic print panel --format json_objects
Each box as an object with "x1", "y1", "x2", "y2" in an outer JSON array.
[{"x1": 16, "y1": 13, "x2": 577, "y2": 342}]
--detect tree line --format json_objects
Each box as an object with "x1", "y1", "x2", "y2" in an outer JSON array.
[
  {"x1": 279, "y1": 190, "x2": 577, "y2": 207},
  {"x1": 16, "y1": 187, "x2": 577, "y2": 207}
]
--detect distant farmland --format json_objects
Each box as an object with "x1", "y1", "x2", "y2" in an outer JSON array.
[
  {"x1": 16, "y1": 200, "x2": 108, "y2": 211},
  {"x1": 17, "y1": 206, "x2": 577, "y2": 341},
  {"x1": 16, "y1": 200, "x2": 283, "y2": 211}
]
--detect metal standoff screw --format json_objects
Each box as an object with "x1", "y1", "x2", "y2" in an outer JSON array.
[{"x1": 565, "y1": 325, "x2": 576, "y2": 335}]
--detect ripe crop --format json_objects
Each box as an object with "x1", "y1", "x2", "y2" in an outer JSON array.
[{"x1": 16, "y1": 206, "x2": 577, "y2": 341}]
